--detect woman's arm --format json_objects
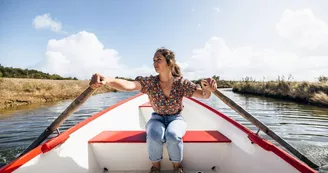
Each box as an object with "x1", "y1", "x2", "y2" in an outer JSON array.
[
  {"x1": 105, "y1": 77, "x2": 142, "y2": 91},
  {"x1": 192, "y1": 87, "x2": 212, "y2": 99},
  {"x1": 89, "y1": 73, "x2": 142, "y2": 91}
]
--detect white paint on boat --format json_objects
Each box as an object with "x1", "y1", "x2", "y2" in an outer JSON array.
[{"x1": 0, "y1": 93, "x2": 316, "y2": 173}]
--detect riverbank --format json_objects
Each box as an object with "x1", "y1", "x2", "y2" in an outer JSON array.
[
  {"x1": 2, "y1": 77, "x2": 328, "y2": 110},
  {"x1": 0, "y1": 78, "x2": 116, "y2": 110},
  {"x1": 232, "y1": 80, "x2": 328, "y2": 107}
]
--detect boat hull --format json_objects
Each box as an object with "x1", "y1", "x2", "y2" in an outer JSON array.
[{"x1": 0, "y1": 93, "x2": 316, "y2": 173}]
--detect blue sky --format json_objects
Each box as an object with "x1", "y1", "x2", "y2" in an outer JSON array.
[{"x1": 1, "y1": 0, "x2": 328, "y2": 81}]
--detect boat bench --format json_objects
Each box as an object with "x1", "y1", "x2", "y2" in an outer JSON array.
[
  {"x1": 88, "y1": 130, "x2": 231, "y2": 171},
  {"x1": 88, "y1": 130, "x2": 231, "y2": 143}
]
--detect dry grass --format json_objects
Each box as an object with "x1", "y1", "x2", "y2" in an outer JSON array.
[
  {"x1": 0, "y1": 78, "x2": 116, "y2": 109},
  {"x1": 311, "y1": 92, "x2": 328, "y2": 105},
  {"x1": 232, "y1": 80, "x2": 328, "y2": 107}
]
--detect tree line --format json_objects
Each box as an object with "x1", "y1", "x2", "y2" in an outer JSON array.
[
  {"x1": 0, "y1": 64, "x2": 78, "y2": 80},
  {"x1": 2, "y1": 63, "x2": 326, "y2": 84}
]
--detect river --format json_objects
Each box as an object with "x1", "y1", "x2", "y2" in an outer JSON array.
[{"x1": 1, "y1": 89, "x2": 327, "y2": 172}]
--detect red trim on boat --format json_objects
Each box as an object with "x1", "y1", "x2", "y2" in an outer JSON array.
[
  {"x1": 62, "y1": 92, "x2": 143, "y2": 136},
  {"x1": 248, "y1": 133, "x2": 317, "y2": 173},
  {"x1": 187, "y1": 97, "x2": 253, "y2": 135},
  {"x1": 0, "y1": 93, "x2": 144, "y2": 173},
  {"x1": 41, "y1": 133, "x2": 70, "y2": 153},
  {"x1": 0, "y1": 145, "x2": 43, "y2": 173},
  {"x1": 88, "y1": 130, "x2": 231, "y2": 143},
  {"x1": 248, "y1": 133, "x2": 274, "y2": 151},
  {"x1": 187, "y1": 97, "x2": 317, "y2": 173},
  {"x1": 139, "y1": 102, "x2": 152, "y2": 107}
]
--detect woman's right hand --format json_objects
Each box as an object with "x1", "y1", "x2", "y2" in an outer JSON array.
[{"x1": 89, "y1": 73, "x2": 107, "y2": 89}]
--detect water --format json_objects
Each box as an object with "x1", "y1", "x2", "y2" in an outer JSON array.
[{"x1": 0, "y1": 89, "x2": 327, "y2": 172}]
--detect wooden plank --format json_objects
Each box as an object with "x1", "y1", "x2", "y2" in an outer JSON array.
[{"x1": 89, "y1": 130, "x2": 231, "y2": 143}]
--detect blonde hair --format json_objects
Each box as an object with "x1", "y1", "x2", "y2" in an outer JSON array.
[{"x1": 155, "y1": 47, "x2": 182, "y2": 77}]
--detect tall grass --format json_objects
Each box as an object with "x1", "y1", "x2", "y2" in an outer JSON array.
[
  {"x1": 0, "y1": 78, "x2": 116, "y2": 109},
  {"x1": 232, "y1": 76, "x2": 328, "y2": 107}
]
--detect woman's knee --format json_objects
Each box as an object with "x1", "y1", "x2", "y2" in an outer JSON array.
[
  {"x1": 165, "y1": 130, "x2": 182, "y2": 143},
  {"x1": 165, "y1": 119, "x2": 186, "y2": 143},
  {"x1": 146, "y1": 120, "x2": 165, "y2": 142}
]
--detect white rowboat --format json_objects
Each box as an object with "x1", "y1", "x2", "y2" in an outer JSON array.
[{"x1": 0, "y1": 92, "x2": 317, "y2": 173}]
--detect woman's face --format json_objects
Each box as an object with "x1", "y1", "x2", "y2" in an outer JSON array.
[{"x1": 153, "y1": 52, "x2": 170, "y2": 73}]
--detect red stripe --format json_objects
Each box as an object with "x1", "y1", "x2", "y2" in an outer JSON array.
[
  {"x1": 88, "y1": 130, "x2": 231, "y2": 143},
  {"x1": 0, "y1": 93, "x2": 143, "y2": 173},
  {"x1": 187, "y1": 97, "x2": 317, "y2": 173},
  {"x1": 0, "y1": 146, "x2": 42, "y2": 173},
  {"x1": 183, "y1": 130, "x2": 231, "y2": 143}
]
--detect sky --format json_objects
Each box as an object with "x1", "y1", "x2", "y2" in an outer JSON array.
[{"x1": 1, "y1": 0, "x2": 328, "y2": 81}]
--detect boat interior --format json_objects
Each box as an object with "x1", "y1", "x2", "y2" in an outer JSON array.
[{"x1": 3, "y1": 94, "x2": 310, "y2": 173}]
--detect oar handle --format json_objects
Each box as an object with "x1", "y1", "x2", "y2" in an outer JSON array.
[
  {"x1": 212, "y1": 89, "x2": 319, "y2": 170},
  {"x1": 19, "y1": 87, "x2": 96, "y2": 157}
]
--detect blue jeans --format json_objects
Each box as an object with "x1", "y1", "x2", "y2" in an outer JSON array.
[{"x1": 146, "y1": 112, "x2": 187, "y2": 163}]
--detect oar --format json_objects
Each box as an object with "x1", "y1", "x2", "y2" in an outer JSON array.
[
  {"x1": 18, "y1": 86, "x2": 96, "y2": 157},
  {"x1": 212, "y1": 89, "x2": 319, "y2": 170}
]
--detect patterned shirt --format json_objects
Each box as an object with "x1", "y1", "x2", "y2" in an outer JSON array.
[{"x1": 135, "y1": 75, "x2": 197, "y2": 115}]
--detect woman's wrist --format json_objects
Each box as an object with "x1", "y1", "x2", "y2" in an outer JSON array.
[
  {"x1": 202, "y1": 89, "x2": 211, "y2": 97},
  {"x1": 104, "y1": 77, "x2": 114, "y2": 86}
]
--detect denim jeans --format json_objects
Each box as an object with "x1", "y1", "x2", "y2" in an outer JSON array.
[{"x1": 146, "y1": 112, "x2": 187, "y2": 163}]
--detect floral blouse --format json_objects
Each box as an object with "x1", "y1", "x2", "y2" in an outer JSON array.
[{"x1": 135, "y1": 75, "x2": 197, "y2": 115}]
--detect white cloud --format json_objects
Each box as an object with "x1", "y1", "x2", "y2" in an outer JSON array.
[
  {"x1": 180, "y1": 9, "x2": 328, "y2": 81},
  {"x1": 33, "y1": 14, "x2": 65, "y2": 33},
  {"x1": 36, "y1": 31, "x2": 153, "y2": 80},
  {"x1": 34, "y1": 9, "x2": 328, "y2": 82},
  {"x1": 213, "y1": 7, "x2": 220, "y2": 12},
  {"x1": 276, "y1": 9, "x2": 328, "y2": 53},
  {"x1": 180, "y1": 37, "x2": 300, "y2": 81}
]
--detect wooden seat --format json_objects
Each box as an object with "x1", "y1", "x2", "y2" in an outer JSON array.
[
  {"x1": 88, "y1": 130, "x2": 231, "y2": 171},
  {"x1": 139, "y1": 102, "x2": 152, "y2": 107},
  {"x1": 88, "y1": 130, "x2": 231, "y2": 143}
]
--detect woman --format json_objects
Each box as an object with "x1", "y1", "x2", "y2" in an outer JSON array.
[{"x1": 89, "y1": 47, "x2": 217, "y2": 173}]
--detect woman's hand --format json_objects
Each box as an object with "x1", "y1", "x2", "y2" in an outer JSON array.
[
  {"x1": 89, "y1": 73, "x2": 107, "y2": 89},
  {"x1": 201, "y1": 78, "x2": 217, "y2": 92}
]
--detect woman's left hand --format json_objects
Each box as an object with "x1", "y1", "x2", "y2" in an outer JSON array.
[{"x1": 201, "y1": 78, "x2": 217, "y2": 92}]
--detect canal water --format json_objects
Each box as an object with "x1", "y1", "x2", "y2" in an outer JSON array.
[{"x1": 1, "y1": 89, "x2": 327, "y2": 172}]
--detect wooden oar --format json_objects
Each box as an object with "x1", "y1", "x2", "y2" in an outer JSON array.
[
  {"x1": 212, "y1": 89, "x2": 319, "y2": 170},
  {"x1": 18, "y1": 87, "x2": 96, "y2": 157}
]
